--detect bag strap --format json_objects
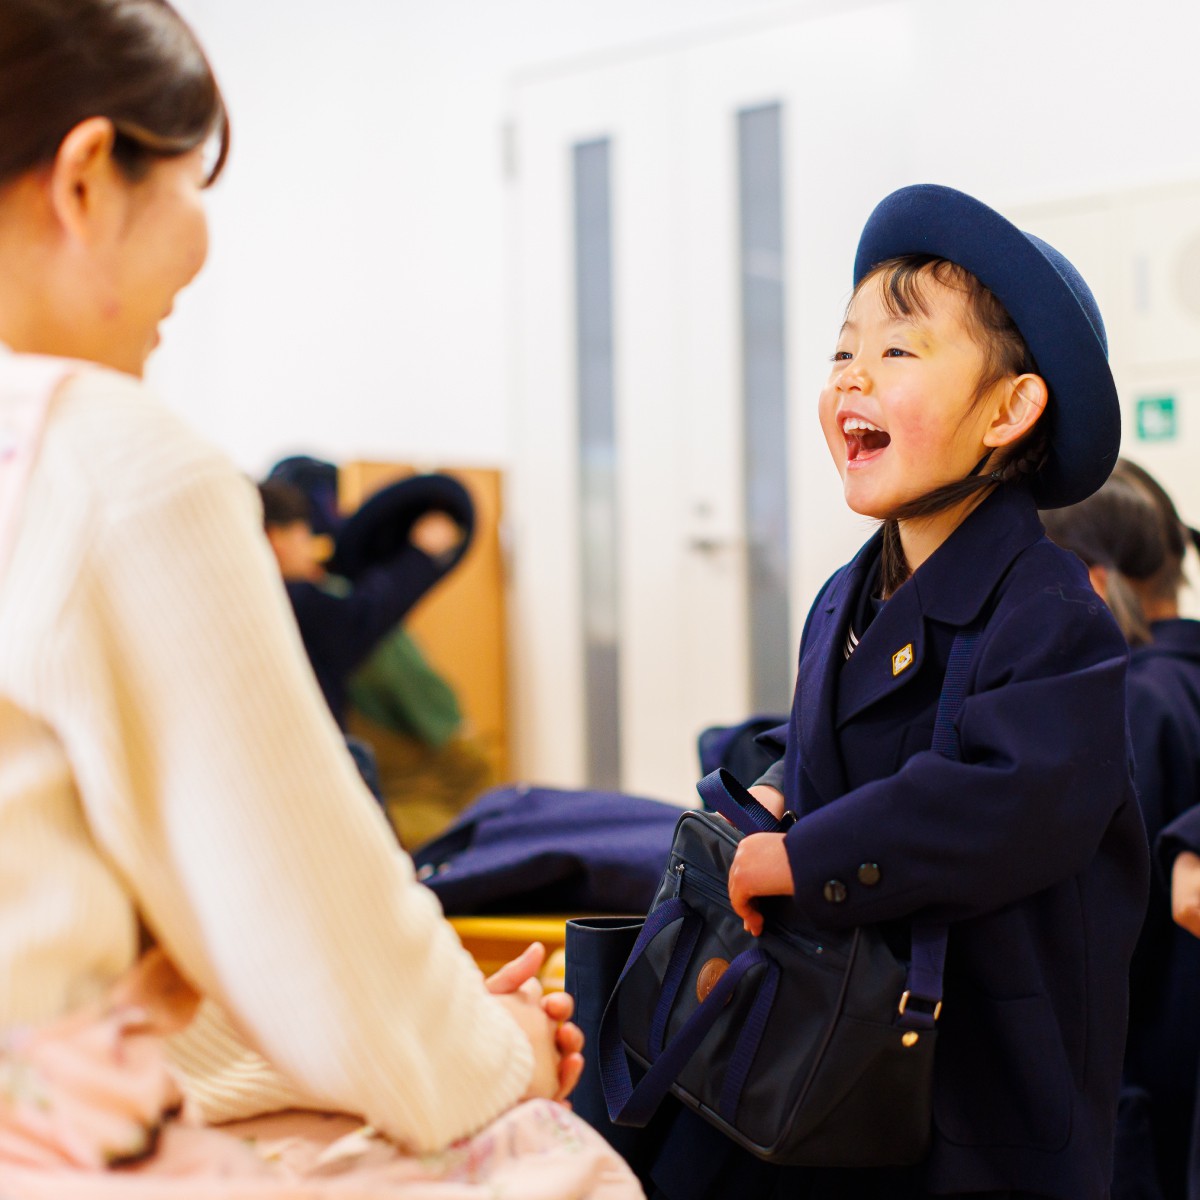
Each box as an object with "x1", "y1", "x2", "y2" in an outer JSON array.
[
  {"x1": 0, "y1": 357, "x2": 75, "y2": 580},
  {"x1": 692, "y1": 627, "x2": 979, "y2": 1030},
  {"x1": 904, "y1": 627, "x2": 978, "y2": 1028},
  {"x1": 696, "y1": 767, "x2": 782, "y2": 835}
]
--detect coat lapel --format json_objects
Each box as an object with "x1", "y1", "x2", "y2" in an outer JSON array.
[
  {"x1": 795, "y1": 544, "x2": 869, "y2": 806},
  {"x1": 834, "y1": 487, "x2": 1048, "y2": 728},
  {"x1": 835, "y1": 578, "x2": 925, "y2": 726},
  {"x1": 789, "y1": 486, "x2": 1048, "y2": 811}
]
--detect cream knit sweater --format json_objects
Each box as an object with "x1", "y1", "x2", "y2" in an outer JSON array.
[{"x1": 0, "y1": 352, "x2": 533, "y2": 1151}]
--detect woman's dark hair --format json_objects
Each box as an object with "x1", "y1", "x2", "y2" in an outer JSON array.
[
  {"x1": 860, "y1": 256, "x2": 1050, "y2": 596},
  {"x1": 1040, "y1": 474, "x2": 1170, "y2": 646},
  {"x1": 0, "y1": 0, "x2": 229, "y2": 189},
  {"x1": 1112, "y1": 458, "x2": 1199, "y2": 604}
]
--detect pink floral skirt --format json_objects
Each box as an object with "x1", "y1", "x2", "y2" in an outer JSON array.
[{"x1": 0, "y1": 955, "x2": 642, "y2": 1200}]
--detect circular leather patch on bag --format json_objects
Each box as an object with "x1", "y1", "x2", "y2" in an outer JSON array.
[{"x1": 696, "y1": 957, "x2": 730, "y2": 1003}]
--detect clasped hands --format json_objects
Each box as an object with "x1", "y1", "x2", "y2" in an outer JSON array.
[{"x1": 485, "y1": 943, "x2": 584, "y2": 1105}]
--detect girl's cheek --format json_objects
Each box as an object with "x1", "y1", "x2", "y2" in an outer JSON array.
[
  {"x1": 817, "y1": 382, "x2": 839, "y2": 425},
  {"x1": 817, "y1": 387, "x2": 845, "y2": 464}
]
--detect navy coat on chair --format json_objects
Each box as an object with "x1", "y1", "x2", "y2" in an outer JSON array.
[{"x1": 645, "y1": 486, "x2": 1149, "y2": 1200}]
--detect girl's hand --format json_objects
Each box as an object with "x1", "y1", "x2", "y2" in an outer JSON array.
[
  {"x1": 486, "y1": 943, "x2": 584, "y2": 1103},
  {"x1": 747, "y1": 784, "x2": 786, "y2": 821},
  {"x1": 1172, "y1": 851, "x2": 1200, "y2": 940},
  {"x1": 728, "y1": 833, "x2": 794, "y2": 937}
]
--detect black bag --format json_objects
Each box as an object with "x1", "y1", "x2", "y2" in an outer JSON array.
[
  {"x1": 593, "y1": 630, "x2": 977, "y2": 1168},
  {"x1": 563, "y1": 917, "x2": 655, "y2": 1168}
]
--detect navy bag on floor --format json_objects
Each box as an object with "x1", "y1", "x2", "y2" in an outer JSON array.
[{"x1": 411, "y1": 784, "x2": 680, "y2": 915}]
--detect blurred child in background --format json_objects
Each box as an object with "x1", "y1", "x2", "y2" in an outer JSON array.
[{"x1": 1043, "y1": 460, "x2": 1200, "y2": 1200}]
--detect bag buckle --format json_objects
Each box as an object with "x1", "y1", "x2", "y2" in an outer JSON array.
[{"x1": 898, "y1": 990, "x2": 943, "y2": 1022}]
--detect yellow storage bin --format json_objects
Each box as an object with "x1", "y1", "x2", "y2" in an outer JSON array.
[{"x1": 449, "y1": 915, "x2": 577, "y2": 990}]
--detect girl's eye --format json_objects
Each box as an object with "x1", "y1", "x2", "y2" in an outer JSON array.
[
  {"x1": 832, "y1": 350, "x2": 853, "y2": 362},
  {"x1": 883, "y1": 347, "x2": 913, "y2": 358}
]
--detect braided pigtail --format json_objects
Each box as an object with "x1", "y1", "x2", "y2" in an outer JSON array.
[{"x1": 989, "y1": 421, "x2": 1051, "y2": 486}]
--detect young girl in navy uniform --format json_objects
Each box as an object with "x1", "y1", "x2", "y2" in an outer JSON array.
[{"x1": 645, "y1": 186, "x2": 1150, "y2": 1199}]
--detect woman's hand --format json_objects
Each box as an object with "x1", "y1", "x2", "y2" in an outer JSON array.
[
  {"x1": 486, "y1": 943, "x2": 584, "y2": 1104},
  {"x1": 492, "y1": 989, "x2": 564, "y2": 1103},
  {"x1": 1173, "y1": 851, "x2": 1200, "y2": 939},
  {"x1": 728, "y1": 833, "x2": 794, "y2": 937}
]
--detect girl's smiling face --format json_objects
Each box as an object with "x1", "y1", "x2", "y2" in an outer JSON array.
[{"x1": 819, "y1": 269, "x2": 1001, "y2": 523}]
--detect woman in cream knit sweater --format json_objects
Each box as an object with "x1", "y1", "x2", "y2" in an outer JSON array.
[{"x1": 0, "y1": 0, "x2": 600, "y2": 1176}]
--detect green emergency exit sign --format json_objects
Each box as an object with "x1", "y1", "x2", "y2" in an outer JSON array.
[{"x1": 1136, "y1": 395, "x2": 1178, "y2": 442}]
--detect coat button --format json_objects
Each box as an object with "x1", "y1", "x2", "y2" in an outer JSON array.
[
  {"x1": 857, "y1": 863, "x2": 882, "y2": 886},
  {"x1": 823, "y1": 880, "x2": 847, "y2": 904}
]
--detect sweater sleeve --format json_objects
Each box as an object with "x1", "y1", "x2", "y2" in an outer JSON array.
[
  {"x1": 68, "y1": 450, "x2": 533, "y2": 1151},
  {"x1": 753, "y1": 758, "x2": 787, "y2": 794}
]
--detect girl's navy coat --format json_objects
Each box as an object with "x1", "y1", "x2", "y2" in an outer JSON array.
[{"x1": 648, "y1": 486, "x2": 1149, "y2": 1200}]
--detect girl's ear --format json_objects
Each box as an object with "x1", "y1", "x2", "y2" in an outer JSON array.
[
  {"x1": 47, "y1": 117, "x2": 124, "y2": 246},
  {"x1": 983, "y1": 373, "x2": 1048, "y2": 450}
]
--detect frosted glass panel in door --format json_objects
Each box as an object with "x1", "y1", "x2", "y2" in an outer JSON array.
[
  {"x1": 737, "y1": 102, "x2": 791, "y2": 716},
  {"x1": 573, "y1": 137, "x2": 622, "y2": 790}
]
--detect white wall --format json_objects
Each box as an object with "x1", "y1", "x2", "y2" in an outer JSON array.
[{"x1": 160, "y1": 0, "x2": 804, "y2": 476}]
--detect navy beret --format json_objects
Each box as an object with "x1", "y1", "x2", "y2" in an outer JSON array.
[{"x1": 854, "y1": 184, "x2": 1120, "y2": 508}]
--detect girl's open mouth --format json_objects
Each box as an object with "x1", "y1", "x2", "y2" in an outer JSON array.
[{"x1": 842, "y1": 416, "x2": 891, "y2": 462}]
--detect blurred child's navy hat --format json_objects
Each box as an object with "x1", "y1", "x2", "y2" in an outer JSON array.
[
  {"x1": 267, "y1": 455, "x2": 341, "y2": 537},
  {"x1": 853, "y1": 184, "x2": 1120, "y2": 508}
]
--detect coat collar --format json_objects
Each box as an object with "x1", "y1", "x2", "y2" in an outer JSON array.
[
  {"x1": 907, "y1": 484, "x2": 1047, "y2": 625},
  {"x1": 1139, "y1": 618, "x2": 1200, "y2": 665},
  {"x1": 817, "y1": 486, "x2": 1046, "y2": 734}
]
